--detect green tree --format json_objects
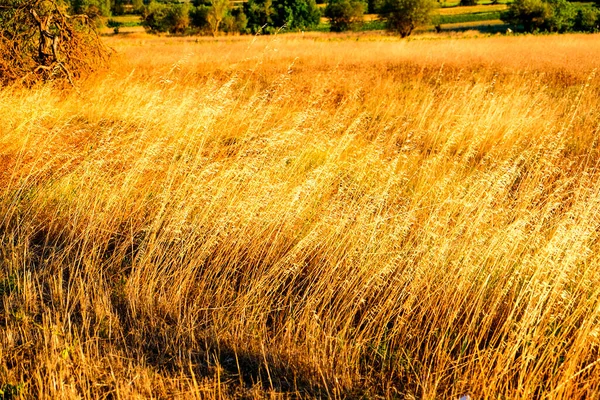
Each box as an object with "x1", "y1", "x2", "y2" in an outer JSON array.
[
  {"x1": 325, "y1": 0, "x2": 366, "y2": 31},
  {"x1": 502, "y1": 0, "x2": 575, "y2": 32},
  {"x1": 367, "y1": 0, "x2": 382, "y2": 13},
  {"x1": 223, "y1": 7, "x2": 248, "y2": 32},
  {"x1": 132, "y1": 0, "x2": 144, "y2": 13},
  {"x1": 168, "y1": 2, "x2": 190, "y2": 33},
  {"x1": 191, "y1": 0, "x2": 248, "y2": 35},
  {"x1": 70, "y1": 0, "x2": 112, "y2": 17},
  {"x1": 111, "y1": 0, "x2": 126, "y2": 15},
  {"x1": 244, "y1": 0, "x2": 276, "y2": 33},
  {"x1": 190, "y1": 4, "x2": 210, "y2": 31},
  {"x1": 142, "y1": 1, "x2": 168, "y2": 32},
  {"x1": 573, "y1": 7, "x2": 600, "y2": 32},
  {"x1": 502, "y1": 0, "x2": 549, "y2": 31},
  {"x1": 379, "y1": 0, "x2": 437, "y2": 37},
  {"x1": 545, "y1": 0, "x2": 575, "y2": 31},
  {"x1": 207, "y1": 0, "x2": 231, "y2": 35},
  {"x1": 273, "y1": 0, "x2": 321, "y2": 30},
  {"x1": 245, "y1": 0, "x2": 320, "y2": 31},
  {"x1": 142, "y1": 1, "x2": 190, "y2": 34}
]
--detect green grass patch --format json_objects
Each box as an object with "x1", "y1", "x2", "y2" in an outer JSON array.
[
  {"x1": 438, "y1": 11, "x2": 503, "y2": 24},
  {"x1": 439, "y1": 3, "x2": 507, "y2": 14},
  {"x1": 441, "y1": 0, "x2": 512, "y2": 6},
  {"x1": 107, "y1": 15, "x2": 142, "y2": 27},
  {"x1": 361, "y1": 19, "x2": 387, "y2": 31},
  {"x1": 315, "y1": 19, "x2": 387, "y2": 32}
]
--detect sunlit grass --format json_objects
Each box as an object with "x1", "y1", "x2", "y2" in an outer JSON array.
[{"x1": 1, "y1": 33, "x2": 600, "y2": 398}]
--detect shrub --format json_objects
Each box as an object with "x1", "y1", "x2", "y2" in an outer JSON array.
[
  {"x1": 460, "y1": 0, "x2": 477, "y2": 6},
  {"x1": 325, "y1": 0, "x2": 366, "y2": 31},
  {"x1": 379, "y1": 0, "x2": 437, "y2": 37}
]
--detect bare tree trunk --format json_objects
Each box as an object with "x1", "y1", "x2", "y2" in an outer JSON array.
[{"x1": 30, "y1": 9, "x2": 58, "y2": 65}]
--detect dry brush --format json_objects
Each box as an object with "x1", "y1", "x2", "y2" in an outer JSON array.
[{"x1": 0, "y1": 0, "x2": 108, "y2": 86}]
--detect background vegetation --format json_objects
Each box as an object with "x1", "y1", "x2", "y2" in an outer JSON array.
[
  {"x1": 2, "y1": 32, "x2": 600, "y2": 398},
  {"x1": 324, "y1": 0, "x2": 367, "y2": 32},
  {"x1": 46, "y1": 0, "x2": 600, "y2": 35}
]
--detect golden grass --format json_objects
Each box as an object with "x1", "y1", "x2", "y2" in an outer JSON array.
[{"x1": 2, "y1": 32, "x2": 600, "y2": 398}]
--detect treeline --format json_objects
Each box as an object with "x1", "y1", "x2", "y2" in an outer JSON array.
[
  {"x1": 64, "y1": 0, "x2": 433, "y2": 36},
  {"x1": 66, "y1": 0, "x2": 600, "y2": 36},
  {"x1": 503, "y1": 0, "x2": 600, "y2": 33},
  {"x1": 139, "y1": 0, "x2": 381, "y2": 35},
  {"x1": 141, "y1": 0, "x2": 323, "y2": 35},
  {"x1": 65, "y1": 0, "x2": 323, "y2": 34},
  {"x1": 134, "y1": 0, "x2": 436, "y2": 36}
]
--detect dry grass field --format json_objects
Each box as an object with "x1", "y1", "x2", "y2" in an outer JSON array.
[{"x1": 2, "y1": 32, "x2": 600, "y2": 399}]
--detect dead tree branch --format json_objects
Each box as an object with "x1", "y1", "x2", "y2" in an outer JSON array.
[{"x1": 0, "y1": 0, "x2": 110, "y2": 86}]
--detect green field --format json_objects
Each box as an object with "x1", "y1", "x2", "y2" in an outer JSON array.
[
  {"x1": 107, "y1": 14, "x2": 141, "y2": 26},
  {"x1": 438, "y1": 3, "x2": 508, "y2": 14},
  {"x1": 438, "y1": 10, "x2": 503, "y2": 24}
]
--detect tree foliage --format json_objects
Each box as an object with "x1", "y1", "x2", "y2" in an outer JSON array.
[
  {"x1": 0, "y1": 0, "x2": 109, "y2": 86},
  {"x1": 244, "y1": 0, "x2": 276, "y2": 33},
  {"x1": 573, "y1": 7, "x2": 600, "y2": 32},
  {"x1": 502, "y1": 0, "x2": 576, "y2": 32},
  {"x1": 379, "y1": 0, "x2": 437, "y2": 37},
  {"x1": 325, "y1": 0, "x2": 366, "y2": 32},
  {"x1": 206, "y1": 0, "x2": 230, "y2": 35},
  {"x1": 245, "y1": 0, "x2": 320, "y2": 32},
  {"x1": 223, "y1": 7, "x2": 247, "y2": 33},
  {"x1": 142, "y1": 0, "x2": 246, "y2": 35},
  {"x1": 69, "y1": 0, "x2": 111, "y2": 17},
  {"x1": 367, "y1": 0, "x2": 382, "y2": 13},
  {"x1": 142, "y1": 1, "x2": 190, "y2": 33},
  {"x1": 274, "y1": 0, "x2": 321, "y2": 30}
]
